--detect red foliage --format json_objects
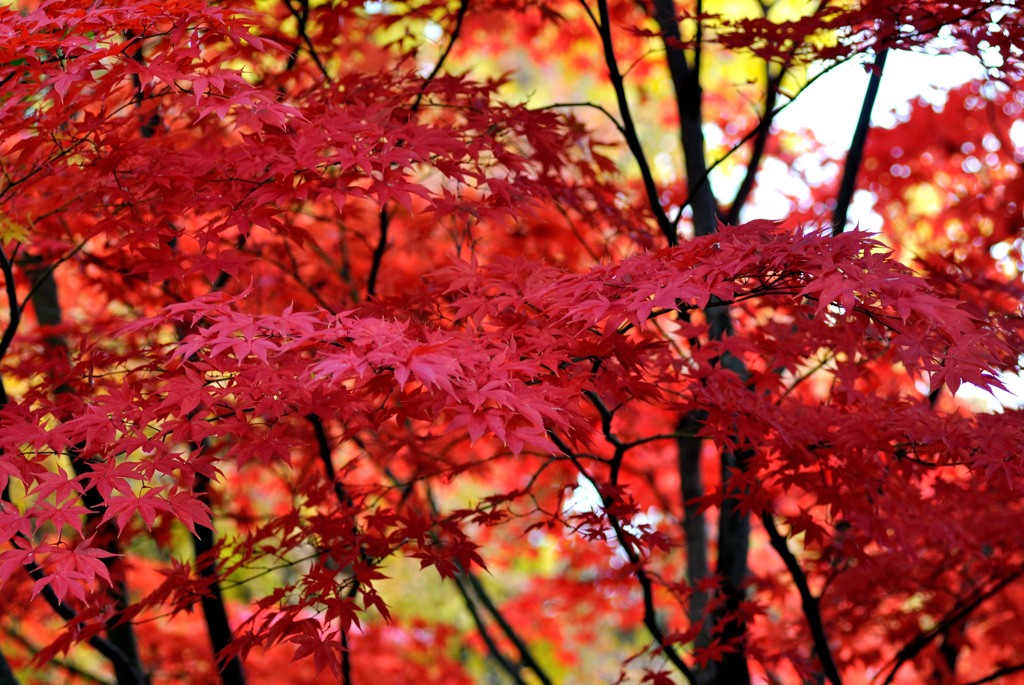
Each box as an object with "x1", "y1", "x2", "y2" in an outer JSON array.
[{"x1": 0, "y1": 0, "x2": 1022, "y2": 684}]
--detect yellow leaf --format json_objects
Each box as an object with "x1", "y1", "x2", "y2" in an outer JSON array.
[{"x1": 0, "y1": 213, "x2": 29, "y2": 245}]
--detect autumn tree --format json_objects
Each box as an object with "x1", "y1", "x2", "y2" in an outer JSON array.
[{"x1": 0, "y1": 0, "x2": 1022, "y2": 684}]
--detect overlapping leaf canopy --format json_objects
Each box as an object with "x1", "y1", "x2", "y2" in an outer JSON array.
[{"x1": 0, "y1": 0, "x2": 1022, "y2": 683}]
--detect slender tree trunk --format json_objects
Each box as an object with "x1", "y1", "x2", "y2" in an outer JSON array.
[
  {"x1": 678, "y1": 412, "x2": 710, "y2": 645},
  {"x1": 193, "y1": 475, "x2": 248, "y2": 685},
  {"x1": 24, "y1": 259, "x2": 149, "y2": 685},
  {"x1": 648, "y1": 2, "x2": 752, "y2": 681}
]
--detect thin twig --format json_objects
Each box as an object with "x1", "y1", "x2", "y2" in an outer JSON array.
[
  {"x1": 549, "y1": 431, "x2": 696, "y2": 683},
  {"x1": 964, "y1": 663, "x2": 1024, "y2": 685},
  {"x1": 282, "y1": 0, "x2": 330, "y2": 79},
  {"x1": 535, "y1": 100, "x2": 627, "y2": 138},
  {"x1": 412, "y1": 0, "x2": 471, "y2": 113},
  {"x1": 587, "y1": 0, "x2": 676, "y2": 244},
  {"x1": 879, "y1": 570, "x2": 1023, "y2": 684},
  {"x1": 422, "y1": 486, "x2": 553, "y2": 685}
]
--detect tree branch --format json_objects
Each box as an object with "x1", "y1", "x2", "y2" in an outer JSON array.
[
  {"x1": 649, "y1": 0, "x2": 718, "y2": 239},
  {"x1": 366, "y1": 207, "x2": 389, "y2": 300},
  {"x1": 536, "y1": 100, "x2": 628, "y2": 138},
  {"x1": 550, "y1": 431, "x2": 696, "y2": 683},
  {"x1": 761, "y1": 512, "x2": 842, "y2": 685},
  {"x1": 282, "y1": 0, "x2": 329, "y2": 79},
  {"x1": 677, "y1": 412, "x2": 710, "y2": 646},
  {"x1": 709, "y1": 449, "x2": 752, "y2": 684},
  {"x1": 463, "y1": 572, "x2": 554, "y2": 685},
  {"x1": 192, "y1": 473, "x2": 248, "y2": 685},
  {"x1": 964, "y1": 663, "x2": 1024, "y2": 685},
  {"x1": 422, "y1": 485, "x2": 553, "y2": 685},
  {"x1": 307, "y1": 415, "x2": 357, "y2": 683},
  {"x1": 2, "y1": 623, "x2": 107, "y2": 684},
  {"x1": 167, "y1": 263, "x2": 250, "y2": 685},
  {"x1": 832, "y1": 47, "x2": 888, "y2": 236},
  {"x1": 21, "y1": 558, "x2": 148, "y2": 684},
  {"x1": 644, "y1": 8, "x2": 760, "y2": 681},
  {"x1": 452, "y1": 574, "x2": 529, "y2": 685},
  {"x1": 308, "y1": 414, "x2": 352, "y2": 506},
  {"x1": 727, "y1": 0, "x2": 825, "y2": 224},
  {"x1": 588, "y1": 0, "x2": 676, "y2": 244},
  {"x1": 671, "y1": 56, "x2": 853, "y2": 223},
  {"x1": 881, "y1": 570, "x2": 1022, "y2": 685},
  {"x1": 19, "y1": 256, "x2": 150, "y2": 685},
  {"x1": 726, "y1": 67, "x2": 784, "y2": 226},
  {"x1": 412, "y1": 0, "x2": 471, "y2": 114},
  {"x1": 0, "y1": 249, "x2": 21, "y2": 399},
  {"x1": 0, "y1": 252, "x2": 145, "y2": 684}
]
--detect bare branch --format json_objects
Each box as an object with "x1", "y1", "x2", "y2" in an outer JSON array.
[
  {"x1": 192, "y1": 473, "x2": 248, "y2": 685},
  {"x1": 282, "y1": 0, "x2": 330, "y2": 79},
  {"x1": 964, "y1": 663, "x2": 1024, "y2": 685},
  {"x1": 881, "y1": 570, "x2": 1023, "y2": 684},
  {"x1": 307, "y1": 415, "x2": 357, "y2": 683},
  {"x1": 726, "y1": 67, "x2": 784, "y2": 226},
  {"x1": 463, "y1": 572, "x2": 555, "y2": 685},
  {"x1": 761, "y1": 512, "x2": 842, "y2": 685},
  {"x1": 649, "y1": 0, "x2": 718, "y2": 238},
  {"x1": 452, "y1": 574, "x2": 529, "y2": 685},
  {"x1": 727, "y1": 0, "x2": 826, "y2": 224},
  {"x1": 366, "y1": 207, "x2": 390, "y2": 300},
  {"x1": 412, "y1": 0, "x2": 471, "y2": 114},
  {"x1": 832, "y1": 47, "x2": 888, "y2": 235},
  {"x1": 588, "y1": 0, "x2": 677, "y2": 244},
  {"x1": 422, "y1": 485, "x2": 553, "y2": 685},
  {"x1": 551, "y1": 432, "x2": 696, "y2": 683}
]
